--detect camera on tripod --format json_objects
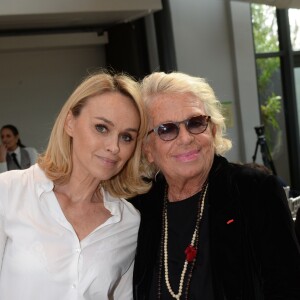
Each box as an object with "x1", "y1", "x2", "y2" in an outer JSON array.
[
  {"x1": 254, "y1": 125, "x2": 265, "y2": 138},
  {"x1": 252, "y1": 125, "x2": 277, "y2": 175}
]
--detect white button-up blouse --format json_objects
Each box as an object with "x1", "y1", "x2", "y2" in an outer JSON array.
[{"x1": 0, "y1": 164, "x2": 140, "y2": 300}]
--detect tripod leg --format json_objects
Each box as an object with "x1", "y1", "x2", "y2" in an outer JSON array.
[
  {"x1": 260, "y1": 142, "x2": 277, "y2": 175},
  {"x1": 252, "y1": 140, "x2": 260, "y2": 163}
]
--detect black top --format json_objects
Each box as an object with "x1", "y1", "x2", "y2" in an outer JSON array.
[
  {"x1": 129, "y1": 155, "x2": 300, "y2": 300},
  {"x1": 148, "y1": 192, "x2": 214, "y2": 299}
]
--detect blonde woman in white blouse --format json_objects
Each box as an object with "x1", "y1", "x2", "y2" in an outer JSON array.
[{"x1": 0, "y1": 71, "x2": 151, "y2": 300}]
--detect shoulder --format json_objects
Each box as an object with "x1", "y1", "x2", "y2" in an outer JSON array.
[
  {"x1": 0, "y1": 164, "x2": 52, "y2": 194},
  {"x1": 0, "y1": 166, "x2": 30, "y2": 187},
  {"x1": 121, "y1": 198, "x2": 141, "y2": 220},
  {"x1": 128, "y1": 175, "x2": 165, "y2": 215},
  {"x1": 231, "y1": 162, "x2": 282, "y2": 193},
  {"x1": 0, "y1": 165, "x2": 38, "y2": 213},
  {"x1": 0, "y1": 163, "x2": 38, "y2": 180},
  {"x1": 211, "y1": 155, "x2": 278, "y2": 188},
  {"x1": 0, "y1": 165, "x2": 53, "y2": 224},
  {"x1": 209, "y1": 155, "x2": 286, "y2": 211},
  {"x1": 119, "y1": 198, "x2": 141, "y2": 228}
]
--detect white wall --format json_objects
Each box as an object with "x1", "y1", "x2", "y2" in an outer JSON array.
[
  {"x1": 0, "y1": 44, "x2": 106, "y2": 153},
  {"x1": 229, "y1": 1, "x2": 262, "y2": 162},
  {"x1": 168, "y1": 0, "x2": 260, "y2": 164},
  {"x1": 0, "y1": 0, "x2": 162, "y2": 14}
]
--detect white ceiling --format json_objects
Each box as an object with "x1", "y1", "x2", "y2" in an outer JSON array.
[{"x1": 0, "y1": 10, "x2": 155, "y2": 32}]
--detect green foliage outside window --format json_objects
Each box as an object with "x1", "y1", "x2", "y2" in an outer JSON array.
[
  {"x1": 261, "y1": 94, "x2": 281, "y2": 130},
  {"x1": 252, "y1": 4, "x2": 279, "y2": 53},
  {"x1": 251, "y1": 4, "x2": 281, "y2": 153}
]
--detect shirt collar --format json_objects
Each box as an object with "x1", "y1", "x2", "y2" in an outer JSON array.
[
  {"x1": 32, "y1": 164, "x2": 54, "y2": 197},
  {"x1": 102, "y1": 188, "x2": 122, "y2": 218},
  {"x1": 32, "y1": 165, "x2": 122, "y2": 218},
  {"x1": 8, "y1": 146, "x2": 21, "y2": 156}
]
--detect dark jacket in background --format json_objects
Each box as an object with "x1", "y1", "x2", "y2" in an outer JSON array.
[
  {"x1": 6, "y1": 147, "x2": 31, "y2": 170},
  {"x1": 129, "y1": 155, "x2": 300, "y2": 300}
]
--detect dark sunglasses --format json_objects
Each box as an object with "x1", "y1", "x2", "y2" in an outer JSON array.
[{"x1": 147, "y1": 115, "x2": 211, "y2": 141}]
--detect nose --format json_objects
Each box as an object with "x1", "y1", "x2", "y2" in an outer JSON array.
[
  {"x1": 176, "y1": 123, "x2": 194, "y2": 144},
  {"x1": 106, "y1": 136, "x2": 120, "y2": 154}
]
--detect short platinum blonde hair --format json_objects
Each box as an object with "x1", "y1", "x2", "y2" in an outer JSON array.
[
  {"x1": 38, "y1": 71, "x2": 151, "y2": 198},
  {"x1": 141, "y1": 71, "x2": 232, "y2": 177}
]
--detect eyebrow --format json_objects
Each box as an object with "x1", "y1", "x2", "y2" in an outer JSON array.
[{"x1": 95, "y1": 117, "x2": 139, "y2": 133}]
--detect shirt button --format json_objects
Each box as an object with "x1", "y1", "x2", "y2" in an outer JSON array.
[
  {"x1": 71, "y1": 284, "x2": 76, "y2": 289},
  {"x1": 76, "y1": 248, "x2": 81, "y2": 253}
]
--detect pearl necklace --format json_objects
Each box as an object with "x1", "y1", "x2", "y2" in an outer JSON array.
[{"x1": 159, "y1": 182, "x2": 208, "y2": 300}]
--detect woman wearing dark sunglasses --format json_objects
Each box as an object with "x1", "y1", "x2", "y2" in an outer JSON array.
[{"x1": 129, "y1": 71, "x2": 300, "y2": 300}]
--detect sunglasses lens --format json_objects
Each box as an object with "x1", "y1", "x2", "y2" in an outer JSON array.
[
  {"x1": 187, "y1": 116, "x2": 208, "y2": 134},
  {"x1": 150, "y1": 115, "x2": 210, "y2": 141},
  {"x1": 157, "y1": 123, "x2": 179, "y2": 141}
]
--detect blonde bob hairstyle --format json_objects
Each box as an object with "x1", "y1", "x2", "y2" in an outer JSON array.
[
  {"x1": 141, "y1": 71, "x2": 232, "y2": 178},
  {"x1": 38, "y1": 71, "x2": 151, "y2": 198}
]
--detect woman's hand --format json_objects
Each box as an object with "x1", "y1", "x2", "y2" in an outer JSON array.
[{"x1": 0, "y1": 144, "x2": 7, "y2": 162}]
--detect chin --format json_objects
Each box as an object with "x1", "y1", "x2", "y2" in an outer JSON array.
[
  {"x1": 97, "y1": 170, "x2": 119, "y2": 181},
  {"x1": 176, "y1": 167, "x2": 202, "y2": 178}
]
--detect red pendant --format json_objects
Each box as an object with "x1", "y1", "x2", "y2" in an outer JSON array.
[{"x1": 185, "y1": 245, "x2": 197, "y2": 262}]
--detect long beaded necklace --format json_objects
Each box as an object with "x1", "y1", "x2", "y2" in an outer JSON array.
[{"x1": 157, "y1": 181, "x2": 208, "y2": 300}]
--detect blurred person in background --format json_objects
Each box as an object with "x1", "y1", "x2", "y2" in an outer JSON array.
[{"x1": 0, "y1": 124, "x2": 38, "y2": 173}]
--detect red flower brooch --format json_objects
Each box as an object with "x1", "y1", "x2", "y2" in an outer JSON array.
[{"x1": 185, "y1": 245, "x2": 197, "y2": 262}]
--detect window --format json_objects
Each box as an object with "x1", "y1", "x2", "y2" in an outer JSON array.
[
  {"x1": 251, "y1": 4, "x2": 292, "y2": 187},
  {"x1": 289, "y1": 9, "x2": 300, "y2": 51}
]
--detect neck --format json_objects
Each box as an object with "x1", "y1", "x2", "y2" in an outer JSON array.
[
  {"x1": 8, "y1": 146, "x2": 18, "y2": 152},
  {"x1": 54, "y1": 175, "x2": 101, "y2": 204},
  {"x1": 167, "y1": 178, "x2": 208, "y2": 202},
  {"x1": 165, "y1": 170, "x2": 210, "y2": 202},
  {"x1": 167, "y1": 186, "x2": 202, "y2": 202}
]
